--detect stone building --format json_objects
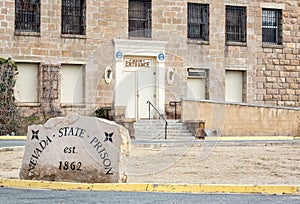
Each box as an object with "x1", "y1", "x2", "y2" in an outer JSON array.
[{"x1": 0, "y1": 0, "x2": 299, "y2": 135}]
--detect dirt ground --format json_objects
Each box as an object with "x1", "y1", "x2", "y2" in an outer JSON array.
[{"x1": 1, "y1": 141, "x2": 300, "y2": 185}]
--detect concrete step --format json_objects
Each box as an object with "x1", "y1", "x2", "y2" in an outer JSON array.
[
  {"x1": 134, "y1": 119, "x2": 181, "y2": 124},
  {"x1": 136, "y1": 131, "x2": 193, "y2": 135},
  {"x1": 135, "y1": 129, "x2": 191, "y2": 134},
  {"x1": 134, "y1": 119, "x2": 194, "y2": 140}
]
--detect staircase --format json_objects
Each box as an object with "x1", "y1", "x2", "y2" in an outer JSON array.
[{"x1": 134, "y1": 119, "x2": 194, "y2": 140}]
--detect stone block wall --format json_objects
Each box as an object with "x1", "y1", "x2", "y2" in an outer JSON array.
[
  {"x1": 0, "y1": 0, "x2": 127, "y2": 118},
  {"x1": 0, "y1": 0, "x2": 299, "y2": 128},
  {"x1": 254, "y1": 1, "x2": 300, "y2": 107}
]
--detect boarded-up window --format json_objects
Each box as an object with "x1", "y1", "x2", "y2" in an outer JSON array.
[
  {"x1": 225, "y1": 70, "x2": 244, "y2": 103},
  {"x1": 61, "y1": 65, "x2": 84, "y2": 104},
  {"x1": 187, "y1": 68, "x2": 207, "y2": 100},
  {"x1": 15, "y1": 63, "x2": 38, "y2": 103}
]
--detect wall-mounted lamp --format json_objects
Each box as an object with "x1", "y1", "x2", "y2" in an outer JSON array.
[
  {"x1": 105, "y1": 66, "x2": 112, "y2": 84},
  {"x1": 167, "y1": 67, "x2": 174, "y2": 85}
]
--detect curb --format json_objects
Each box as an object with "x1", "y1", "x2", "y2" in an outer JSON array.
[
  {"x1": 0, "y1": 178, "x2": 299, "y2": 194},
  {"x1": 0, "y1": 136, "x2": 27, "y2": 140},
  {"x1": 205, "y1": 136, "x2": 296, "y2": 141},
  {"x1": 0, "y1": 136, "x2": 297, "y2": 141}
]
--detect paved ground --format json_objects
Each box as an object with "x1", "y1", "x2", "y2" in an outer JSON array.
[
  {"x1": 0, "y1": 140, "x2": 25, "y2": 148},
  {"x1": 1, "y1": 140, "x2": 300, "y2": 185},
  {"x1": 1, "y1": 187, "x2": 300, "y2": 204},
  {"x1": 127, "y1": 140, "x2": 300, "y2": 185}
]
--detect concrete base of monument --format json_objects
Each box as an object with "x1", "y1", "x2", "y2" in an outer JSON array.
[
  {"x1": 19, "y1": 114, "x2": 131, "y2": 183},
  {"x1": 0, "y1": 178, "x2": 299, "y2": 195},
  {"x1": 19, "y1": 166, "x2": 127, "y2": 183}
]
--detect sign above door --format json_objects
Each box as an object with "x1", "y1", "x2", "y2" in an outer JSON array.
[
  {"x1": 124, "y1": 58, "x2": 153, "y2": 72},
  {"x1": 124, "y1": 59, "x2": 152, "y2": 68}
]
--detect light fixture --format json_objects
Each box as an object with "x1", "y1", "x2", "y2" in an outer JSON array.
[
  {"x1": 167, "y1": 67, "x2": 174, "y2": 85},
  {"x1": 105, "y1": 66, "x2": 112, "y2": 84}
]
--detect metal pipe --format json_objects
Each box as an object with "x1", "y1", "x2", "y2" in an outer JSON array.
[
  {"x1": 148, "y1": 101, "x2": 150, "y2": 120},
  {"x1": 147, "y1": 100, "x2": 168, "y2": 140},
  {"x1": 165, "y1": 121, "x2": 168, "y2": 140}
]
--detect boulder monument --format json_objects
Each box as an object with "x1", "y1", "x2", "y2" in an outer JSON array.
[{"x1": 19, "y1": 114, "x2": 130, "y2": 183}]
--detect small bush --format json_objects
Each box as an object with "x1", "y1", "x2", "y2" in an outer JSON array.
[
  {"x1": 0, "y1": 58, "x2": 20, "y2": 135},
  {"x1": 95, "y1": 108, "x2": 110, "y2": 120}
]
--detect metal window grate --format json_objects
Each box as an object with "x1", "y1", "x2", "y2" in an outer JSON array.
[
  {"x1": 62, "y1": 0, "x2": 86, "y2": 35},
  {"x1": 15, "y1": 0, "x2": 40, "y2": 32},
  {"x1": 226, "y1": 6, "x2": 247, "y2": 43},
  {"x1": 262, "y1": 9, "x2": 282, "y2": 45},
  {"x1": 128, "y1": 0, "x2": 152, "y2": 38},
  {"x1": 187, "y1": 3, "x2": 209, "y2": 41},
  {"x1": 188, "y1": 68, "x2": 207, "y2": 78}
]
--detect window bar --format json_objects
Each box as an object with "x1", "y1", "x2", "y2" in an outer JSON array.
[{"x1": 15, "y1": 0, "x2": 40, "y2": 32}]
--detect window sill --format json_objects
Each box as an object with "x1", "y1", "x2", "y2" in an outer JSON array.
[
  {"x1": 128, "y1": 36, "x2": 152, "y2": 40},
  {"x1": 226, "y1": 41, "x2": 247, "y2": 47},
  {"x1": 61, "y1": 34, "x2": 86, "y2": 39},
  {"x1": 16, "y1": 102, "x2": 40, "y2": 107},
  {"x1": 187, "y1": 39, "x2": 209, "y2": 45},
  {"x1": 14, "y1": 31, "x2": 40, "y2": 37},
  {"x1": 61, "y1": 103, "x2": 86, "y2": 108},
  {"x1": 262, "y1": 44, "x2": 283, "y2": 49}
]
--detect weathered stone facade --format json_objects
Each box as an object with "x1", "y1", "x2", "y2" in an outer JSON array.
[{"x1": 0, "y1": 0, "x2": 299, "y2": 131}]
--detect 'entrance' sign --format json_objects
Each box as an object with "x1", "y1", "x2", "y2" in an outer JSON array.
[
  {"x1": 19, "y1": 114, "x2": 130, "y2": 183},
  {"x1": 125, "y1": 59, "x2": 152, "y2": 68}
]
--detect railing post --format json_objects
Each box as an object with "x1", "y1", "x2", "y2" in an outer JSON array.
[
  {"x1": 148, "y1": 101, "x2": 150, "y2": 120},
  {"x1": 165, "y1": 121, "x2": 168, "y2": 140},
  {"x1": 174, "y1": 104, "x2": 177, "y2": 120},
  {"x1": 169, "y1": 101, "x2": 180, "y2": 120}
]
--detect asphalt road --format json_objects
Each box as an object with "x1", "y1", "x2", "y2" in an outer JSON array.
[
  {"x1": 1, "y1": 138, "x2": 299, "y2": 148},
  {"x1": 1, "y1": 187, "x2": 300, "y2": 204},
  {"x1": 0, "y1": 140, "x2": 25, "y2": 148}
]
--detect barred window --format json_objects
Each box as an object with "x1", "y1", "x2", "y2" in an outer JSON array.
[
  {"x1": 128, "y1": 0, "x2": 152, "y2": 38},
  {"x1": 15, "y1": 0, "x2": 40, "y2": 32},
  {"x1": 262, "y1": 9, "x2": 282, "y2": 45},
  {"x1": 61, "y1": 0, "x2": 86, "y2": 35},
  {"x1": 187, "y1": 3, "x2": 209, "y2": 41},
  {"x1": 226, "y1": 6, "x2": 247, "y2": 43}
]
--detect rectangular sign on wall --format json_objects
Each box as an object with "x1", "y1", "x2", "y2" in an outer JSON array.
[{"x1": 124, "y1": 59, "x2": 152, "y2": 71}]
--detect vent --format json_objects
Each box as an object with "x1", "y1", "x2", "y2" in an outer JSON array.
[{"x1": 187, "y1": 68, "x2": 207, "y2": 78}]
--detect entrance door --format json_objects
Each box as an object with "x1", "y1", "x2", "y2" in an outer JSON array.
[
  {"x1": 136, "y1": 68, "x2": 156, "y2": 119},
  {"x1": 122, "y1": 71, "x2": 137, "y2": 118},
  {"x1": 123, "y1": 66, "x2": 156, "y2": 119}
]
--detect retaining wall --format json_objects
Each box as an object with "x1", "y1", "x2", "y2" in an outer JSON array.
[{"x1": 181, "y1": 99, "x2": 300, "y2": 137}]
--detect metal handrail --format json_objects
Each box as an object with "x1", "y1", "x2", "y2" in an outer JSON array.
[
  {"x1": 146, "y1": 100, "x2": 168, "y2": 140},
  {"x1": 169, "y1": 101, "x2": 180, "y2": 120}
]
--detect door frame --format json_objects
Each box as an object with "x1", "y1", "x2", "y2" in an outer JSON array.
[{"x1": 113, "y1": 39, "x2": 167, "y2": 119}]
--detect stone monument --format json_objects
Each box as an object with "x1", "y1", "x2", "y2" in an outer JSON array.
[{"x1": 19, "y1": 114, "x2": 130, "y2": 183}]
